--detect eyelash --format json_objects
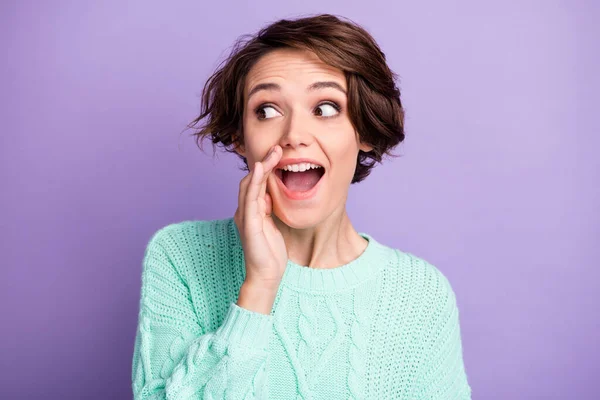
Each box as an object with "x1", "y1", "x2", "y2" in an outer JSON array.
[{"x1": 254, "y1": 101, "x2": 342, "y2": 120}]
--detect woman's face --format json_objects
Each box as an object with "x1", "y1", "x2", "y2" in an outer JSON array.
[{"x1": 237, "y1": 48, "x2": 373, "y2": 229}]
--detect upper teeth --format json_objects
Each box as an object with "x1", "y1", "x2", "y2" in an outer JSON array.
[{"x1": 281, "y1": 163, "x2": 323, "y2": 172}]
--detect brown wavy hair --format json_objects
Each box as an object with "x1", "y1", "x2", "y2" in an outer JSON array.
[{"x1": 188, "y1": 13, "x2": 405, "y2": 183}]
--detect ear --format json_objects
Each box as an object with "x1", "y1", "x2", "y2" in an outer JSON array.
[
  {"x1": 232, "y1": 131, "x2": 246, "y2": 157},
  {"x1": 359, "y1": 141, "x2": 374, "y2": 153},
  {"x1": 355, "y1": 130, "x2": 373, "y2": 153}
]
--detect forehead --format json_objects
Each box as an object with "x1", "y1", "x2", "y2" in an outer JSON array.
[{"x1": 245, "y1": 48, "x2": 346, "y2": 93}]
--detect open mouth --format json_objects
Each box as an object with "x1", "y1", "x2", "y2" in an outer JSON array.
[{"x1": 274, "y1": 165, "x2": 326, "y2": 193}]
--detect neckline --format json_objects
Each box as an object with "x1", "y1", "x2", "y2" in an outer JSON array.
[
  {"x1": 282, "y1": 232, "x2": 384, "y2": 292},
  {"x1": 228, "y1": 217, "x2": 387, "y2": 293}
]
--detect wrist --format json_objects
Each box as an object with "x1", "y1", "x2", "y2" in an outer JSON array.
[
  {"x1": 237, "y1": 281, "x2": 279, "y2": 315},
  {"x1": 242, "y1": 278, "x2": 280, "y2": 293}
]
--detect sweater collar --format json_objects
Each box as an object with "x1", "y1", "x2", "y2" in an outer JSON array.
[{"x1": 282, "y1": 232, "x2": 389, "y2": 292}]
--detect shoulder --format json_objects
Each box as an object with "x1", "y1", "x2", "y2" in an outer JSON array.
[
  {"x1": 144, "y1": 216, "x2": 240, "y2": 261},
  {"x1": 142, "y1": 216, "x2": 241, "y2": 279},
  {"x1": 145, "y1": 216, "x2": 235, "y2": 249},
  {"x1": 377, "y1": 248, "x2": 465, "y2": 356},
  {"x1": 387, "y1": 248, "x2": 460, "y2": 315}
]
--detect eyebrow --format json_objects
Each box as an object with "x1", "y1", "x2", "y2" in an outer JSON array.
[{"x1": 247, "y1": 81, "x2": 347, "y2": 101}]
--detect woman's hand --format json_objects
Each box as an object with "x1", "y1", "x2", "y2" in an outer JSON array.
[{"x1": 234, "y1": 145, "x2": 287, "y2": 292}]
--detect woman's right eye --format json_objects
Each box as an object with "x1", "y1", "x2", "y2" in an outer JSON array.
[{"x1": 256, "y1": 105, "x2": 282, "y2": 120}]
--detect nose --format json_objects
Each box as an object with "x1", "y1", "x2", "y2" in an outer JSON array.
[{"x1": 278, "y1": 109, "x2": 314, "y2": 150}]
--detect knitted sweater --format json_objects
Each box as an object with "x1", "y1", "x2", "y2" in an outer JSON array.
[{"x1": 131, "y1": 217, "x2": 472, "y2": 399}]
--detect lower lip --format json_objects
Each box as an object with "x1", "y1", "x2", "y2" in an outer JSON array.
[{"x1": 275, "y1": 170, "x2": 325, "y2": 201}]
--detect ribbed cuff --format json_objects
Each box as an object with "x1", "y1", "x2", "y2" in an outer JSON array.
[{"x1": 214, "y1": 302, "x2": 274, "y2": 352}]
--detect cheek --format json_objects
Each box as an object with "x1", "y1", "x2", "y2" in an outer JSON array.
[
  {"x1": 322, "y1": 142, "x2": 359, "y2": 188},
  {"x1": 339, "y1": 148, "x2": 359, "y2": 175},
  {"x1": 242, "y1": 121, "x2": 280, "y2": 165},
  {"x1": 239, "y1": 127, "x2": 260, "y2": 165},
  {"x1": 327, "y1": 128, "x2": 360, "y2": 166}
]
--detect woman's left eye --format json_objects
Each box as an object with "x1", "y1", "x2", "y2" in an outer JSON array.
[{"x1": 314, "y1": 102, "x2": 340, "y2": 118}]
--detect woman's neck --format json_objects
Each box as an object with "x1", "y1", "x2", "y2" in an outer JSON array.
[{"x1": 272, "y1": 209, "x2": 368, "y2": 269}]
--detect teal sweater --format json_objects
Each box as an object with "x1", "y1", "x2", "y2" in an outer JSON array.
[{"x1": 132, "y1": 217, "x2": 472, "y2": 399}]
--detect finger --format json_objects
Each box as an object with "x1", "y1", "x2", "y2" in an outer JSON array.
[
  {"x1": 242, "y1": 146, "x2": 280, "y2": 226},
  {"x1": 245, "y1": 161, "x2": 263, "y2": 223},
  {"x1": 237, "y1": 170, "x2": 253, "y2": 221},
  {"x1": 262, "y1": 145, "x2": 281, "y2": 172},
  {"x1": 258, "y1": 146, "x2": 281, "y2": 199}
]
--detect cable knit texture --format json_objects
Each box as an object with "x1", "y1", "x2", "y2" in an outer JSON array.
[{"x1": 131, "y1": 217, "x2": 472, "y2": 399}]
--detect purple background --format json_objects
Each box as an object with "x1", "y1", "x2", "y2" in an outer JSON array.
[{"x1": 1, "y1": 1, "x2": 598, "y2": 399}]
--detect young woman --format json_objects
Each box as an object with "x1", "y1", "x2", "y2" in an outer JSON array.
[{"x1": 132, "y1": 13, "x2": 472, "y2": 399}]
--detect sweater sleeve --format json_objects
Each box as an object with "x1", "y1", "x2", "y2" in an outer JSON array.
[
  {"x1": 131, "y1": 229, "x2": 273, "y2": 399},
  {"x1": 413, "y1": 271, "x2": 472, "y2": 400}
]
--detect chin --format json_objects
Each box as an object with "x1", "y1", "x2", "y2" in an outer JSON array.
[{"x1": 272, "y1": 205, "x2": 326, "y2": 230}]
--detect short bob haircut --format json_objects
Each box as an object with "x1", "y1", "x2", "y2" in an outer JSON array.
[{"x1": 188, "y1": 13, "x2": 405, "y2": 184}]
